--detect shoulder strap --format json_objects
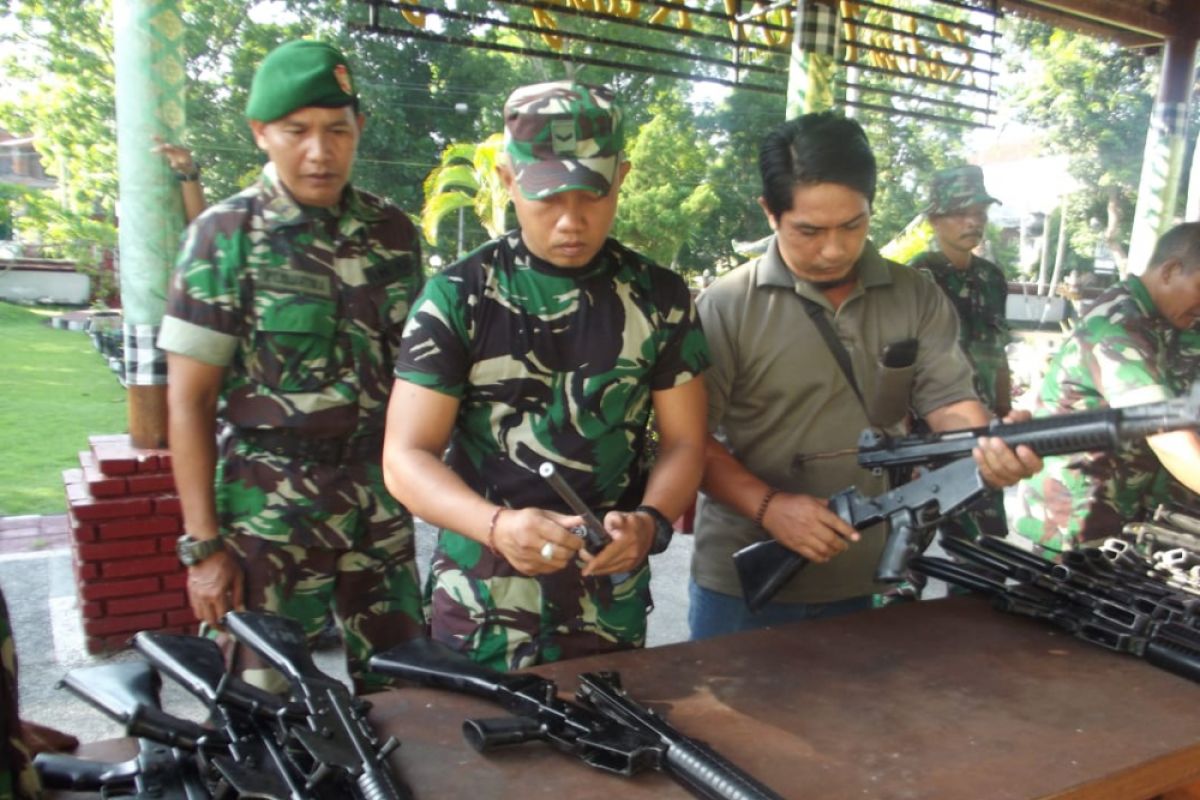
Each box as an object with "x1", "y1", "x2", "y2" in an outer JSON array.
[{"x1": 796, "y1": 294, "x2": 865, "y2": 409}]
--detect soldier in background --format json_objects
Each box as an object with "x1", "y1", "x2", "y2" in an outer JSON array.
[
  {"x1": 910, "y1": 165, "x2": 1012, "y2": 538},
  {"x1": 1014, "y1": 222, "x2": 1200, "y2": 555},
  {"x1": 383, "y1": 80, "x2": 709, "y2": 671},
  {"x1": 158, "y1": 40, "x2": 425, "y2": 693}
]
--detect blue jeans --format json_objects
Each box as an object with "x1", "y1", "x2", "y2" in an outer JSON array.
[{"x1": 688, "y1": 580, "x2": 874, "y2": 640}]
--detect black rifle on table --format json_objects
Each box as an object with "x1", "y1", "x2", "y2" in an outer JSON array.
[
  {"x1": 909, "y1": 534, "x2": 1200, "y2": 684},
  {"x1": 734, "y1": 382, "x2": 1200, "y2": 612},
  {"x1": 223, "y1": 611, "x2": 412, "y2": 800},
  {"x1": 369, "y1": 637, "x2": 784, "y2": 800},
  {"x1": 132, "y1": 630, "x2": 317, "y2": 800},
  {"x1": 33, "y1": 661, "x2": 216, "y2": 799}
]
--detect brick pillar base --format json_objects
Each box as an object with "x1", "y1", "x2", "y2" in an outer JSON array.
[{"x1": 62, "y1": 434, "x2": 197, "y2": 654}]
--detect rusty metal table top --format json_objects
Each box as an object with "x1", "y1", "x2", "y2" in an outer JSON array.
[{"x1": 366, "y1": 595, "x2": 1200, "y2": 800}]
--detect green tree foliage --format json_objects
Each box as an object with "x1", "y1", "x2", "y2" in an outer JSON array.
[
  {"x1": 420, "y1": 133, "x2": 509, "y2": 250},
  {"x1": 0, "y1": 0, "x2": 117, "y2": 285},
  {"x1": 1002, "y1": 20, "x2": 1167, "y2": 277},
  {"x1": 612, "y1": 92, "x2": 720, "y2": 271}
]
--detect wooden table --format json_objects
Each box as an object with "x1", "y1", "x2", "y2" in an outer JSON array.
[
  {"x1": 366, "y1": 596, "x2": 1200, "y2": 800},
  {"x1": 60, "y1": 596, "x2": 1200, "y2": 799}
]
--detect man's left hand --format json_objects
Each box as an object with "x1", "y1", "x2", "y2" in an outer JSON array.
[
  {"x1": 974, "y1": 409, "x2": 1043, "y2": 488},
  {"x1": 581, "y1": 510, "x2": 654, "y2": 576}
]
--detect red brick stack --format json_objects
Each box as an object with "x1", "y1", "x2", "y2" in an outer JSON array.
[{"x1": 61, "y1": 434, "x2": 197, "y2": 653}]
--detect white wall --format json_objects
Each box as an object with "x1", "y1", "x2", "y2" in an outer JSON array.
[{"x1": 0, "y1": 269, "x2": 91, "y2": 304}]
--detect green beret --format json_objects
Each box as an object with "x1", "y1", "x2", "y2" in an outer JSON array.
[{"x1": 245, "y1": 40, "x2": 357, "y2": 123}]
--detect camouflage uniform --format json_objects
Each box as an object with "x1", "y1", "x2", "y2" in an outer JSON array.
[
  {"x1": 394, "y1": 231, "x2": 709, "y2": 672},
  {"x1": 1164, "y1": 327, "x2": 1200, "y2": 506},
  {"x1": 911, "y1": 250, "x2": 1011, "y2": 538},
  {"x1": 159, "y1": 163, "x2": 426, "y2": 692},
  {"x1": 1014, "y1": 276, "x2": 1178, "y2": 553},
  {"x1": 912, "y1": 165, "x2": 1010, "y2": 540},
  {"x1": 0, "y1": 587, "x2": 38, "y2": 800}
]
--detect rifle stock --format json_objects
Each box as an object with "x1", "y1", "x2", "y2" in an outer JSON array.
[
  {"x1": 132, "y1": 631, "x2": 308, "y2": 800},
  {"x1": 224, "y1": 611, "x2": 411, "y2": 800},
  {"x1": 38, "y1": 662, "x2": 214, "y2": 800},
  {"x1": 737, "y1": 385, "x2": 1200, "y2": 611}
]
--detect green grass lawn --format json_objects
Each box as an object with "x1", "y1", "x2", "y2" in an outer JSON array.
[{"x1": 0, "y1": 302, "x2": 128, "y2": 516}]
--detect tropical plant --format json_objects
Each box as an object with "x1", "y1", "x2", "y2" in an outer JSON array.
[{"x1": 419, "y1": 133, "x2": 509, "y2": 250}]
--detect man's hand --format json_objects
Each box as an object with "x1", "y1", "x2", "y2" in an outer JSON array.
[
  {"x1": 492, "y1": 507, "x2": 586, "y2": 576},
  {"x1": 187, "y1": 549, "x2": 244, "y2": 627},
  {"x1": 974, "y1": 408, "x2": 1043, "y2": 488},
  {"x1": 581, "y1": 510, "x2": 654, "y2": 576},
  {"x1": 761, "y1": 492, "x2": 860, "y2": 562}
]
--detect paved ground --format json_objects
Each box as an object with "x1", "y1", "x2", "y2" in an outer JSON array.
[{"x1": 2, "y1": 518, "x2": 695, "y2": 745}]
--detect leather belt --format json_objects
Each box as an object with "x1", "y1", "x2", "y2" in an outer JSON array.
[{"x1": 236, "y1": 428, "x2": 383, "y2": 465}]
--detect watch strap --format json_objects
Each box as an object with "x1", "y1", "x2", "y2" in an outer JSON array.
[{"x1": 635, "y1": 505, "x2": 674, "y2": 555}]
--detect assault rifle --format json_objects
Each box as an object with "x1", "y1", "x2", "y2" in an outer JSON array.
[
  {"x1": 369, "y1": 638, "x2": 784, "y2": 800},
  {"x1": 223, "y1": 611, "x2": 412, "y2": 800},
  {"x1": 910, "y1": 535, "x2": 1200, "y2": 684},
  {"x1": 734, "y1": 383, "x2": 1200, "y2": 611},
  {"x1": 32, "y1": 661, "x2": 214, "y2": 799},
  {"x1": 132, "y1": 631, "x2": 316, "y2": 800}
]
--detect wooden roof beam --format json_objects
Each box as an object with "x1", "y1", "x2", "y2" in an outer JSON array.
[{"x1": 998, "y1": 0, "x2": 1178, "y2": 45}]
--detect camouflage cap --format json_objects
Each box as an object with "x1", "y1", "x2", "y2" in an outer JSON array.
[
  {"x1": 503, "y1": 80, "x2": 625, "y2": 200},
  {"x1": 245, "y1": 40, "x2": 357, "y2": 123},
  {"x1": 924, "y1": 165, "x2": 1000, "y2": 216}
]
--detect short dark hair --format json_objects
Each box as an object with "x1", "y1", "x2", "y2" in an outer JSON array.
[
  {"x1": 759, "y1": 112, "x2": 876, "y2": 219},
  {"x1": 1148, "y1": 222, "x2": 1200, "y2": 274}
]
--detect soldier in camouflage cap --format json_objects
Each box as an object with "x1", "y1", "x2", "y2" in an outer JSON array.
[
  {"x1": 909, "y1": 164, "x2": 1012, "y2": 540},
  {"x1": 383, "y1": 79, "x2": 710, "y2": 671},
  {"x1": 158, "y1": 39, "x2": 426, "y2": 694},
  {"x1": 1014, "y1": 222, "x2": 1200, "y2": 556}
]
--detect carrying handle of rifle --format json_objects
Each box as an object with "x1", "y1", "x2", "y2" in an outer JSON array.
[{"x1": 463, "y1": 716, "x2": 545, "y2": 751}]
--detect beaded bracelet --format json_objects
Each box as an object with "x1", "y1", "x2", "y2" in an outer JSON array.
[
  {"x1": 487, "y1": 506, "x2": 506, "y2": 554},
  {"x1": 753, "y1": 488, "x2": 779, "y2": 528}
]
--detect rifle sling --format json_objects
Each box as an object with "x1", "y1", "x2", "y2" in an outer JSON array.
[{"x1": 797, "y1": 295, "x2": 865, "y2": 410}]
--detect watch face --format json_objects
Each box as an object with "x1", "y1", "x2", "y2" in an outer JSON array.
[
  {"x1": 176, "y1": 537, "x2": 197, "y2": 566},
  {"x1": 177, "y1": 535, "x2": 219, "y2": 566}
]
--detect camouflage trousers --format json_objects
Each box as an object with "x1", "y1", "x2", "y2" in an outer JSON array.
[
  {"x1": 223, "y1": 527, "x2": 426, "y2": 695},
  {"x1": 428, "y1": 531, "x2": 651, "y2": 672},
  {"x1": 0, "y1": 586, "x2": 39, "y2": 800}
]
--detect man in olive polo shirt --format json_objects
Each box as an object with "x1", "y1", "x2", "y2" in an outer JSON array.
[
  {"x1": 690, "y1": 112, "x2": 1042, "y2": 638},
  {"x1": 158, "y1": 40, "x2": 425, "y2": 692}
]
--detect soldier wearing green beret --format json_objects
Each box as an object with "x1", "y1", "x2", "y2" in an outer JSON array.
[
  {"x1": 158, "y1": 40, "x2": 426, "y2": 693},
  {"x1": 383, "y1": 80, "x2": 710, "y2": 671},
  {"x1": 909, "y1": 165, "x2": 1012, "y2": 539}
]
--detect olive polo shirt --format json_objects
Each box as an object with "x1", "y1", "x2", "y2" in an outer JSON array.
[{"x1": 693, "y1": 238, "x2": 977, "y2": 603}]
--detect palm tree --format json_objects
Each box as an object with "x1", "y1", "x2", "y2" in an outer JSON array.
[{"x1": 420, "y1": 133, "x2": 510, "y2": 254}]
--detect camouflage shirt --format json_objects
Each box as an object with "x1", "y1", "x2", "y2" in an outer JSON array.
[
  {"x1": 394, "y1": 231, "x2": 709, "y2": 668},
  {"x1": 1014, "y1": 276, "x2": 1177, "y2": 552},
  {"x1": 1166, "y1": 327, "x2": 1200, "y2": 394},
  {"x1": 0, "y1": 587, "x2": 37, "y2": 800},
  {"x1": 159, "y1": 163, "x2": 423, "y2": 548},
  {"x1": 909, "y1": 251, "x2": 1010, "y2": 412}
]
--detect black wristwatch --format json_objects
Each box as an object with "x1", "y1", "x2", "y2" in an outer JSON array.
[
  {"x1": 635, "y1": 505, "x2": 674, "y2": 555},
  {"x1": 176, "y1": 533, "x2": 224, "y2": 566}
]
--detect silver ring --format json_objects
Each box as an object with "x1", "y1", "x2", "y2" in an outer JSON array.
[{"x1": 540, "y1": 541, "x2": 555, "y2": 561}]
